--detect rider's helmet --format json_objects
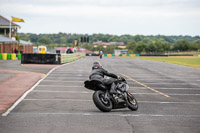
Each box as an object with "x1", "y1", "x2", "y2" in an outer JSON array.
[{"x1": 92, "y1": 62, "x2": 102, "y2": 69}]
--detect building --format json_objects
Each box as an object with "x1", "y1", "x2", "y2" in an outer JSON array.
[
  {"x1": 92, "y1": 41, "x2": 110, "y2": 45},
  {"x1": 0, "y1": 35, "x2": 34, "y2": 53},
  {"x1": 0, "y1": 15, "x2": 33, "y2": 53},
  {"x1": 93, "y1": 41, "x2": 124, "y2": 46},
  {"x1": 0, "y1": 35, "x2": 17, "y2": 53},
  {"x1": 114, "y1": 49, "x2": 128, "y2": 55},
  {"x1": 0, "y1": 15, "x2": 19, "y2": 38}
]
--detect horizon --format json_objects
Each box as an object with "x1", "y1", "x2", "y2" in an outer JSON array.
[{"x1": 19, "y1": 32, "x2": 199, "y2": 37}]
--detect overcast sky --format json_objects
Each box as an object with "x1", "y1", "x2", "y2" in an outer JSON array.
[{"x1": 0, "y1": 0, "x2": 199, "y2": 36}]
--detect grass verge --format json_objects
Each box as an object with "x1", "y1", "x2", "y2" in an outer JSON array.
[{"x1": 136, "y1": 56, "x2": 200, "y2": 68}]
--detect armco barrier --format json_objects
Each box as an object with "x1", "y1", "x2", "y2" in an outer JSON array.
[{"x1": 21, "y1": 53, "x2": 61, "y2": 64}]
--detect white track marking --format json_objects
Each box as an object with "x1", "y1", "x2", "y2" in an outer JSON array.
[
  {"x1": 32, "y1": 90, "x2": 92, "y2": 93},
  {"x1": 42, "y1": 80, "x2": 84, "y2": 82},
  {"x1": 31, "y1": 90, "x2": 200, "y2": 96},
  {"x1": 22, "y1": 99, "x2": 200, "y2": 104},
  {"x1": 37, "y1": 85, "x2": 83, "y2": 87},
  {"x1": 10, "y1": 112, "x2": 200, "y2": 117},
  {"x1": 19, "y1": 98, "x2": 89, "y2": 101}
]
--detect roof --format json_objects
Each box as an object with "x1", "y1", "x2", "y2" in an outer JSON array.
[
  {"x1": 93, "y1": 41, "x2": 124, "y2": 45},
  {"x1": 20, "y1": 39, "x2": 33, "y2": 46},
  {"x1": 0, "y1": 35, "x2": 17, "y2": 43},
  {"x1": 0, "y1": 15, "x2": 18, "y2": 27},
  {"x1": 0, "y1": 35, "x2": 33, "y2": 45}
]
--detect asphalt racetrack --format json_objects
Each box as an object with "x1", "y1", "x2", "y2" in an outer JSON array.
[{"x1": 1, "y1": 57, "x2": 200, "y2": 133}]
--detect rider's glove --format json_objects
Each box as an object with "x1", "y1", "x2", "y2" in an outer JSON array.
[{"x1": 117, "y1": 76, "x2": 122, "y2": 80}]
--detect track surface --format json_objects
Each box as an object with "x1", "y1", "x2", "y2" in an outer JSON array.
[{"x1": 1, "y1": 57, "x2": 200, "y2": 133}]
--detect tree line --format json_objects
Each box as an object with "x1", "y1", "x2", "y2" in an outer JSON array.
[{"x1": 19, "y1": 33, "x2": 200, "y2": 54}]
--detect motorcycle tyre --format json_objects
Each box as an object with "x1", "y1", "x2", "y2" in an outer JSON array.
[
  {"x1": 127, "y1": 93, "x2": 138, "y2": 111},
  {"x1": 93, "y1": 91, "x2": 113, "y2": 112}
]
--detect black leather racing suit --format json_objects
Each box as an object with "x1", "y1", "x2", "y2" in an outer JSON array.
[{"x1": 89, "y1": 67, "x2": 118, "y2": 86}]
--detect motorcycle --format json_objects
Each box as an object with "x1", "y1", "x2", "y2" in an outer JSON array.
[{"x1": 84, "y1": 77, "x2": 138, "y2": 112}]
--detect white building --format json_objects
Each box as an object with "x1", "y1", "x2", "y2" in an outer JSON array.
[{"x1": 114, "y1": 49, "x2": 128, "y2": 55}]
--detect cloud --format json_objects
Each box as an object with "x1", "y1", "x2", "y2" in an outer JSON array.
[
  {"x1": 0, "y1": 0, "x2": 199, "y2": 35},
  {"x1": 1, "y1": 2, "x2": 200, "y2": 18}
]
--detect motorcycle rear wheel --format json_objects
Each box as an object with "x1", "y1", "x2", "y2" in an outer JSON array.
[
  {"x1": 93, "y1": 91, "x2": 113, "y2": 112},
  {"x1": 127, "y1": 92, "x2": 138, "y2": 111}
]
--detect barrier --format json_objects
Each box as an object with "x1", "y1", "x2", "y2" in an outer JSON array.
[
  {"x1": 0, "y1": 53, "x2": 2, "y2": 60},
  {"x1": 21, "y1": 53, "x2": 61, "y2": 64},
  {"x1": 7, "y1": 53, "x2": 11, "y2": 60},
  {"x1": 102, "y1": 54, "x2": 139, "y2": 57},
  {"x1": 2, "y1": 53, "x2": 7, "y2": 60},
  {"x1": 11, "y1": 53, "x2": 16, "y2": 60},
  {"x1": 61, "y1": 53, "x2": 85, "y2": 64},
  {"x1": 17, "y1": 54, "x2": 21, "y2": 60},
  {"x1": 107, "y1": 54, "x2": 112, "y2": 57},
  {"x1": 193, "y1": 54, "x2": 198, "y2": 56}
]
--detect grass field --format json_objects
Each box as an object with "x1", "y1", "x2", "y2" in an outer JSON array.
[{"x1": 136, "y1": 56, "x2": 200, "y2": 68}]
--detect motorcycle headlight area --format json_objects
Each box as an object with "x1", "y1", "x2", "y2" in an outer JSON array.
[
  {"x1": 118, "y1": 83, "x2": 129, "y2": 92},
  {"x1": 125, "y1": 84, "x2": 129, "y2": 91}
]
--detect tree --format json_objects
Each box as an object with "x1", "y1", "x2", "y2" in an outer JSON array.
[
  {"x1": 146, "y1": 43, "x2": 157, "y2": 53},
  {"x1": 133, "y1": 35, "x2": 144, "y2": 42},
  {"x1": 38, "y1": 37, "x2": 51, "y2": 44},
  {"x1": 135, "y1": 42, "x2": 146, "y2": 54},
  {"x1": 127, "y1": 40, "x2": 137, "y2": 53},
  {"x1": 173, "y1": 40, "x2": 190, "y2": 51},
  {"x1": 108, "y1": 35, "x2": 119, "y2": 42}
]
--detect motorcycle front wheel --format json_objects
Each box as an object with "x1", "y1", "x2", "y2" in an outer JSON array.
[
  {"x1": 127, "y1": 92, "x2": 138, "y2": 111},
  {"x1": 93, "y1": 90, "x2": 113, "y2": 112}
]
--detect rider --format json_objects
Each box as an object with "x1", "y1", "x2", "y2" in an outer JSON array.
[
  {"x1": 99, "y1": 51, "x2": 103, "y2": 59},
  {"x1": 89, "y1": 62, "x2": 120, "y2": 93}
]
